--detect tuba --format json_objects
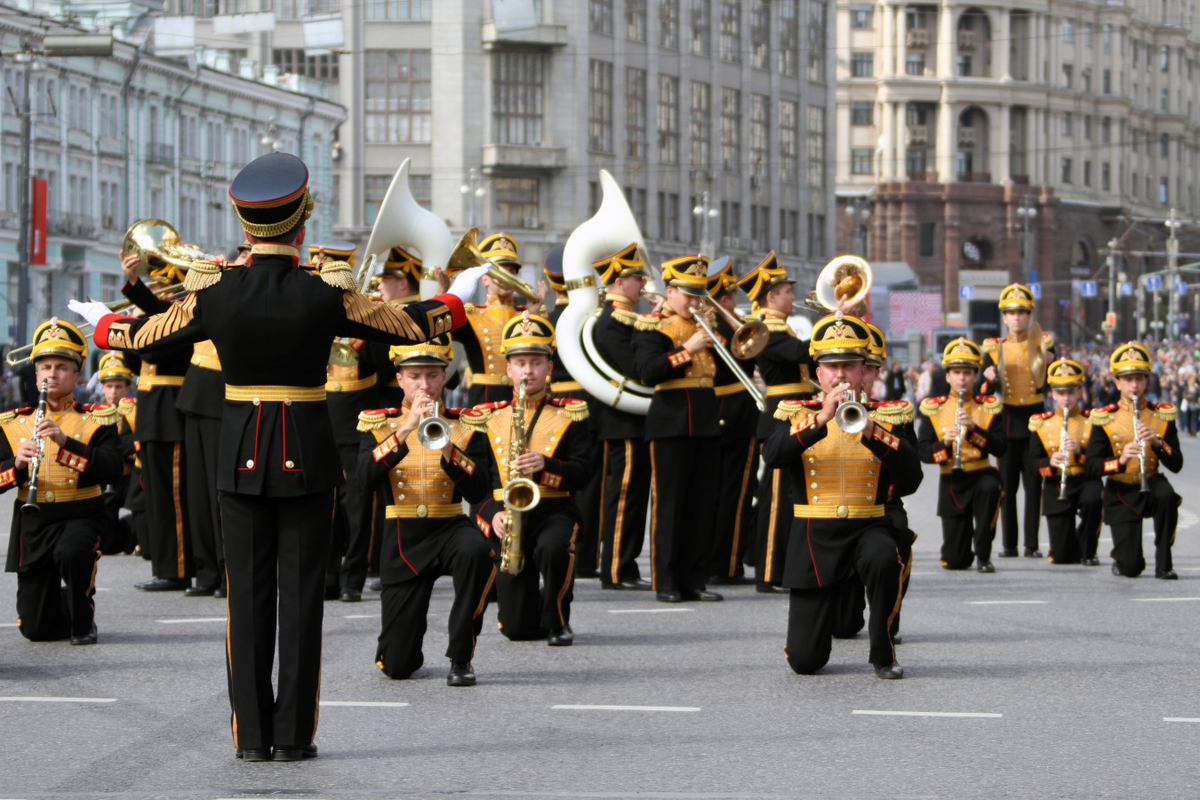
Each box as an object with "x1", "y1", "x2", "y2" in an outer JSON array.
[
  {"x1": 801, "y1": 255, "x2": 874, "y2": 313},
  {"x1": 122, "y1": 219, "x2": 223, "y2": 281},
  {"x1": 444, "y1": 228, "x2": 542, "y2": 303},
  {"x1": 557, "y1": 170, "x2": 656, "y2": 414}
]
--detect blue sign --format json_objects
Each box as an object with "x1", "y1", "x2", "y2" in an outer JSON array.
[
  {"x1": 1146, "y1": 275, "x2": 1164, "y2": 291},
  {"x1": 1120, "y1": 282, "x2": 1134, "y2": 296},
  {"x1": 1030, "y1": 283, "x2": 1042, "y2": 299},
  {"x1": 1080, "y1": 280, "x2": 1098, "y2": 297},
  {"x1": 1029, "y1": 269, "x2": 1038, "y2": 283},
  {"x1": 1177, "y1": 281, "x2": 1189, "y2": 294},
  {"x1": 959, "y1": 285, "x2": 974, "y2": 300}
]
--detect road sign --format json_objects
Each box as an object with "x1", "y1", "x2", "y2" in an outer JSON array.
[
  {"x1": 1029, "y1": 269, "x2": 1038, "y2": 283},
  {"x1": 1177, "y1": 281, "x2": 1189, "y2": 294},
  {"x1": 1030, "y1": 283, "x2": 1042, "y2": 299},
  {"x1": 959, "y1": 285, "x2": 974, "y2": 300},
  {"x1": 1080, "y1": 280, "x2": 1098, "y2": 297},
  {"x1": 1146, "y1": 275, "x2": 1164, "y2": 291},
  {"x1": 1104, "y1": 311, "x2": 1118, "y2": 329},
  {"x1": 1120, "y1": 282, "x2": 1133, "y2": 296}
]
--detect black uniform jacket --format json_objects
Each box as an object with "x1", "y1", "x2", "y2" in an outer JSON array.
[
  {"x1": 753, "y1": 310, "x2": 814, "y2": 439},
  {"x1": 1, "y1": 402, "x2": 124, "y2": 571},
  {"x1": 327, "y1": 336, "x2": 385, "y2": 448},
  {"x1": 592, "y1": 294, "x2": 644, "y2": 442},
  {"x1": 121, "y1": 279, "x2": 191, "y2": 441},
  {"x1": 463, "y1": 394, "x2": 591, "y2": 535},
  {"x1": 632, "y1": 310, "x2": 719, "y2": 439},
  {"x1": 1084, "y1": 401, "x2": 1183, "y2": 522},
  {"x1": 713, "y1": 314, "x2": 759, "y2": 443},
  {"x1": 916, "y1": 394, "x2": 1007, "y2": 516},
  {"x1": 94, "y1": 245, "x2": 466, "y2": 497},
  {"x1": 1029, "y1": 408, "x2": 1099, "y2": 516},
  {"x1": 762, "y1": 400, "x2": 921, "y2": 589}
]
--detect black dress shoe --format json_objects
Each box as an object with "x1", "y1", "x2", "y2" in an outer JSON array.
[
  {"x1": 681, "y1": 589, "x2": 724, "y2": 602},
  {"x1": 608, "y1": 578, "x2": 652, "y2": 591},
  {"x1": 184, "y1": 584, "x2": 218, "y2": 597},
  {"x1": 340, "y1": 590, "x2": 362, "y2": 602},
  {"x1": 874, "y1": 663, "x2": 904, "y2": 680},
  {"x1": 756, "y1": 583, "x2": 789, "y2": 594},
  {"x1": 976, "y1": 561, "x2": 995, "y2": 573},
  {"x1": 656, "y1": 590, "x2": 683, "y2": 603},
  {"x1": 709, "y1": 574, "x2": 755, "y2": 586},
  {"x1": 997, "y1": 548, "x2": 1018, "y2": 558},
  {"x1": 447, "y1": 660, "x2": 476, "y2": 686},
  {"x1": 1023, "y1": 548, "x2": 1044, "y2": 558},
  {"x1": 1082, "y1": 557, "x2": 1101, "y2": 567},
  {"x1": 892, "y1": 633, "x2": 903, "y2": 645},
  {"x1": 367, "y1": 579, "x2": 382, "y2": 592},
  {"x1": 1156, "y1": 570, "x2": 1179, "y2": 580},
  {"x1": 1112, "y1": 563, "x2": 1124, "y2": 576},
  {"x1": 273, "y1": 744, "x2": 317, "y2": 762},
  {"x1": 135, "y1": 577, "x2": 190, "y2": 592},
  {"x1": 547, "y1": 625, "x2": 574, "y2": 647},
  {"x1": 69, "y1": 623, "x2": 97, "y2": 646},
  {"x1": 236, "y1": 748, "x2": 272, "y2": 762}
]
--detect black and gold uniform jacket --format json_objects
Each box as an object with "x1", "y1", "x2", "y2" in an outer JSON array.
[
  {"x1": 753, "y1": 308, "x2": 815, "y2": 439},
  {"x1": 1084, "y1": 400, "x2": 1183, "y2": 521},
  {"x1": 458, "y1": 299, "x2": 518, "y2": 404},
  {"x1": 356, "y1": 406, "x2": 491, "y2": 581},
  {"x1": 632, "y1": 308, "x2": 719, "y2": 439},
  {"x1": 120, "y1": 279, "x2": 191, "y2": 442},
  {"x1": 326, "y1": 336, "x2": 385, "y2": 448},
  {"x1": 1029, "y1": 408, "x2": 1098, "y2": 515},
  {"x1": 375, "y1": 295, "x2": 421, "y2": 408},
  {"x1": 979, "y1": 332, "x2": 1055, "y2": 440},
  {"x1": 713, "y1": 313, "x2": 759, "y2": 443},
  {"x1": 917, "y1": 394, "x2": 1007, "y2": 515},
  {"x1": 1, "y1": 400, "x2": 124, "y2": 571},
  {"x1": 593, "y1": 293, "x2": 644, "y2": 441},
  {"x1": 94, "y1": 244, "x2": 466, "y2": 497},
  {"x1": 762, "y1": 398, "x2": 921, "y2": 589},
  {"x1": 463, "y1": 394, "x2": 591, "y2": 536}
]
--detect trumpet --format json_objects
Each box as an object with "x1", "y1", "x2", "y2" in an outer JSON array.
[
  {"x1": 22, "y1": 380, "x2": 49, "y2": 514},
  {"x1": 952, "y1": 388, "x2": 966, "y2": 471},
  {"x1": 834, "y1": 388, "x2": 869, "y2": 433},
  {"x1": 691, "y1": 309, "x2": 766, "y2": 412},
  {"x1": 416, "y1": 401, "x2": 452, "y2": 450},
  {"x1": 445, "y1": 228, "x2": 541, "y2": 303},
  {"x1": 1133, "y1": 392, "x2": 1149, "y2": 493},
  {"x1": 1057, "y1": 405, "x2": 1071, "y2": 501}
]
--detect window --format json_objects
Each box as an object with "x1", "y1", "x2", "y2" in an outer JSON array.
[
  {"x1": 851, "y1": 148, "x2": 873, "y2": 174},
  {"x1": 658, "y1": 0, "x2": 680, "y2": 48},
  {"x1": 626, "y1": 67, "x2": 647, "y2": 158},
  {"x1": 1062, "y1": 19, "x2": 1074, "y2": 43},
  {"x1": 1160, "y1": 178, "x2": 1169, "y2": 205},
  {"x1": 272, "y1": 49, "x2": 339, "y2": 80},
  {"x1": 1160, "y1": 134, "x2": 1169, "y2": 158},
  {"x1": 1102, "y1": 23, "x2": 1112, "y2": 53},
  {"x1": 172, "y1": 0, "x2": 217, "y2": 16},
  {"x1": 750, "y1": 204, "x2": 770, "y2": 248},
  {"x1": 363, "y1": 0, "x2": 430, "y2": 20},
  {"x1": 658, "y1": 74, "x2": 680, "y2": 163},
  {"x1": 273, "y1": 0, "x2": 337, "y2": 20},
  {"x1": 1101, "y1": 116, "x2": 1111, "y2": 142},
  {"x1": 625, "y1": 187, "x2": 648, "y2": 232},
  {"x1": 918, "y1": 222, "x2": 935, "y2": 257},
  {"x1": 627, "y1": 0, "x2": 647, "y2": 40},
  {"x1": 1102, "y1": 69, "x2": 1111, "y2": 94},
  {"x1": 807, "y1": 105, "x2": 825, "y2": 188},
  {"x1": 750, "y1": 94, "x2": 769, "y2": 179},
  {"x1": 658, "y1": 191, "x2": 680, "y2": 241},
  {"x1": 365, "y1": 175, "x2": 390, "y2": 225},
  {"x1": 690, "y1": 81, "x2": 711, "y2": 167},
  {"x1": 1062, "y1": 64, "x2": 1073, "y2": 88},
  {"x1": 808, "y1": 0, "x2": 826, "y2": 81},
  {"x1": 588, "y1": 60, "x2": 614, "y2": 153},
  {"x1": 906, "y1": 53, "x2": 925, "y2": 75},
  {"x1": 494, "y1": 177, "x2": 540, "y2": 228},
  {"x1": 718, "y1": 0, "x2": 741, "y2": 63},
  {"x1": 779, "y1": 0, "x2": 799, "y2": 76},
  {"x1": 1061, "y1": 157, "x2": 1073, "y2": 184},
  {"x1": 750, "y1": 0, "x2": 769, "y2": 70},
  {"x1": 1161, "y1": 45, "x2": 1170, "y2": 72},
  {"x1": 365, "y1": 50, "x2": 431, "y2": 143},
  {"x1": 1084, "y1": 160, "x2": 1092, "y2": 187},
  {"x1": 1083, "y1": 22, "x2": 1093, "y2": 46},
  {"x1": 780, "y1": 100, "x2": 798, "y2": 182},
  {"x1": 906, "y1": 147, "x2": 927, "y2": 176},
  {"x1": 720, "y1": 87, "x2": 740, "y2": 172},
  {"x1": 720, "y1": 200, "x2": 740, "y2": 241},
  {"x1": 1083, "y1": 115, "x2": 1092, "y2": 140},
  {"x1": 493, "y1": 53, "x2": 544, "y2": 146},
  {"x1": 1161, "y1": 88, "x2": 1169, "y2": 111},
  {"x1": 850, "y1": 52, "x2": 874, "y2": 77},
  {"x1": 850, "y1": 6, "x2": 873, "y2": 28},
  {"x1": 956, "y1": 55, "x2": 972, "y2": 77},
  {"x1": 1101, "y1": 162, "x2": 1111, "y2": 191},
  {"x1": 691, "y1": 0, "x2": 711, "y2": 55},
  {"x1": 850, "y1": 101, "x2": 873, "y2": 126},
  {"x1": 590, "y1": 0, "x2": 613, "y2": 33},
  {"x1": 807, "y1": 213, "x2": 826, "y2": 259},
  {"x1": 1062, "y1": 112, "x2": 1072, "y2": 136}
]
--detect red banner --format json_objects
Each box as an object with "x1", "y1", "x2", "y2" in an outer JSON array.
[{"x1": 29, "y1": 177, "x2": 47, "y2": 265}]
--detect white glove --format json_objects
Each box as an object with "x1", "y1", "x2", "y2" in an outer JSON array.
[
  {"x1": 68, "y1": 299, "x2": 111, "y2": 328},
  {"x1": 446, "y1": 264, "x2": 489, "y2": 303}
]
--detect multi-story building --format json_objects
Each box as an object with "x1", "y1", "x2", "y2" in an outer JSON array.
[
  {"x1": 835, "y1": 0, "x2": 1200, "y2": 341},
  {"x1": 157, "y1": 0, "x2": 836, "y2": 287},
  {"x1": 0, "y1": 2, "x2": 344, "y2": 352}
]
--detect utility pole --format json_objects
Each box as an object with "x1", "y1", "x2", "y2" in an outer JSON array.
[
  {"x1": 1165, "y1": 208, "x2": 1181, "y2": 339},
  {"x1": 1105, "y1": 238, "x2": 1118, "y2": 346}
]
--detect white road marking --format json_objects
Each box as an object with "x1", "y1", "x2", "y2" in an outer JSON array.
[
  {"x1": 319, "y1": 701, "x2": 409, "y2": 708},
  {"x1": 552, "y1": 704, "x2": 700, "y2": 712},
  {"x1": 0, "y1": 623, "x2": 19, "y2": 627},
  {"x1": 853, "y1": 710, "x2": 1002, "y2": 719},
  {"x1": 0, "y1": 696, "x2": 116, "y2": 704},
  {"x1": 966, "y1": 600, "x2": 1049, "y2": 605},
  {"x1": 1164, "y1": 717, "x2": 1200, "y2": 723},
  {"x1": 606, "y1": 608, "x2": 696, "y2": 614},
  {"x1": 1177, "y1": 507, "x2": 1198, "y2": 530},
  {"x1": 342, "y1": 614, "x2": 376, "y2": 619},
  {"x1": 156, "y1": 617, "x2": 226, "y2": 624},
  {"x1": 1131, "y1": 597, "x2": 1200, "y2": 603}
]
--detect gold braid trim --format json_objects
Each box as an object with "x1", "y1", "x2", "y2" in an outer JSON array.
[
  {"x1": 633, "y1": 315, "x2": 661, "y2": 332},
  {"x1": 919, "y1": 397, "x2": 944, "y2": 417},
  {"x1": 871, "y1": 401, "x2": 914, "y2": 425},
  {"x1": 764, "y1": 318, "x2": 790, "y2": 333},
  {"x1": 981, "y1": 338, "x2": 999, "y2": 354},
  {"x1": 357, "y1": 409, "x2": 388, "y2": 432},
  {"x1": 117, "y1": 398, "x2": 136, "y2": 416},
  {"x1": 612, "y1": 307, "x2": 639, "y2": 327},
  {"x1": 1088, "y1": 407, "x2": 1114, "y2": 427},
  {"x1": 460, "y1": 407, "x2": 492, "y2": 431},
  {"x1": 183, "y1": 260, "x2": 222, "y2": 292},
  {"x1": 774, "y1": 399, "x2": 810, "y2": 421},
  {"x1": 1154, "y1": 404, "x2": 1178, "y2": 422},
  {"x1": 981, "y1": 395, "x2": 1003, "y2": 415},
  {"x1": 88, "y1": 403, "x2": 120, "y2": 426},
  {"x1": 558, "y1": 399, "x2": 589, "y2": 422},
  {"x1": 320, "y1": 261, "x2": 359, "y2": 292},
  {"x1": 1028, "y1": 415, "x2": 1045, "y2": 432},
  {"x1": 231, "y1": 189, "x2": 313, "y2": 239},
  {"x1": 0, "y1": 409, "x2": 18, "y2": 424}
]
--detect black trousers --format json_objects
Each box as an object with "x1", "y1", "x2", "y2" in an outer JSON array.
[
  {"x1": 649, "y1": 437, "x2": 718, "y2": 594},
  {"x1": 1045, "y1": 481, "x2": 1103, "y2": 564},
  {"x1": 785, "y1": 527, "x2": 901, "y2": 673},
  {"x1": 598, "y1": 438, "x2": 651, "y2": 586},
  {"x1": 755, "y1": 465, "x2": 790, "y2": 586},
  {"x1": 573, "y1": 458, "x2": 604, "y2": 578},
  {"x1": 711, "y1": 436, "x2": 758, "y2": 580},
  {"x1": 124, "y1": 465, "x2": 149, "y2": 560},
  {"x1": 219, "y1": 489, "x2": 334, "y2": 752},
  {"x1": 15, "y1": 516, "x2": 103, "y2": 641},
  {"x1": 1108, "y1": 477, "x2": 1179, "y2": 577},
  {"x1": 141, "y1": 440, "x2": 191, "y2": 581},
  {"x1": 495, "y1": 510, "x2": 578, "y2": 639},
  {"x1": 999, "y1": 435, "x2": 1042, "y2": 552},
  {"x1": 184, "y1": 415, "x2": 222, "y2": 588},
  {"x1": 329, "y1": 442, "x2": 366, "y2": 595},
  {"x1": 940, "y1": 472, "x2": 1003, "y2": 569},
  {"x1": 375, "y1": 520, "x2": 496, "y2": 678}
]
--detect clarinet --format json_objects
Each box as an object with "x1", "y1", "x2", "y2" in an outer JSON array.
[
  {"x1": 22, "y1": 380, "x2": 49, "y2": 514},
  {"x1": 1133, "y1": 392, "x2": 1150, "y2": 493},
  {"x1": 952, "y1": 388, "x2": 966, "y2": 471},
  {"x1": 1057, "y1": 405, "x2": 1070, "y2": 501}
]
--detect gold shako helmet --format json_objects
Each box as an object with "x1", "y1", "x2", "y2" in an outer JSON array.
[
  {"x1": 1109, "y1": 342, "x2": 1152, "y2": 376},
  {"x1": 662, "y1": 254, "x2": 711, "y2": 297},
  {"x1": 593, "y1": 242, "x2": 647, "y2": 286},
  {"x1": 735, "y1": 251, "x2": 793, "y2": 305},
  {"x1": 501, "y1": 312, "x2": 556, "y2": 357},
  {"x1": 942, "y1": 337, "x2": 983, "y2": 370},
  {"x1": 389, "y1": 334, "x2": 453, "y2": 368},
  {"x1": 808, "y1": 314, "x2": 871, "y2": 363},
  {"x1": 30, "y1": 317, "x2": 88, "y2": 367},
  {"x1": 96, "y1": 352, "x2": 135, "y2": 383},
  {"x1": 1046, "y1": 358, "x2": 1086, "y2": 388},
  {"x1": 998, "y1": 283, "x2": 1036, "y2": 312}
]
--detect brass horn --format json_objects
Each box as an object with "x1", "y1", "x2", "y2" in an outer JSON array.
[
  {"x1": 805, "y1": 255, "x2": 874, "y2": 313},
  {"x1": 121, "y1": 219, "x2": 223, "y2": 278},
  {"x1": 445, "y1": 228, "x2": 541, "y2": 303}
]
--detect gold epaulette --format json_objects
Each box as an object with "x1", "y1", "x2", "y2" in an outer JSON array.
[
  {"x1": 1088, "y1": 405, "x2": 1116, "y2": 426},
  {"x1": 117, "y1": 397, "x2": 136, "y2": 416},
  {"x1": 1153, "y1": 402, "x2": 1178, "y2": 422},
  {"x1": 1028, "y1": 410, "x2": 1054, "y2": 432},
  {"x1": 183, "y1": 260, "x2": 222, "y2": 292},
  {"x1": 0, "y1": 407, "x2": 27, "y2": 425},
  {"x1": 464, "y1": 302, "x2": 482, "y2": 314},
  {"x1": 919, "y1": 396, "x2": 947, "y2": 417},
  {"x1": 981, "y1": 337, "x2": 999, "y2": 354},
  {"x1": 357, "y1": 409, "x2": 390, "y2": 432},
  {"x1": 774, "y1": 399, "x2": 816, "y2": 422},
  {"x1": 612, "y1": 307, "x2": 639, "y2": 327},
  {"x1": 979, "y1": 395, "x2": 1003, "y2": 414},
  {"x1": 549, "y1": 397, "x2": 589, "y2": 422},
  {"x1": 319, "y1": 261, "x2": 359, "y2": 292},
  {"x1": 1041, "y1": 331, "x2": 1056, "y2": 352},
  {"x1": 870, "y1": 400, "x2": 914, "y2": 425},
  {"x1": 460, "y1": 405, "x2": 494, "y2": 431},
  {"x1": 634, "y1": 314, "x2": 662, "y2": 332},
  {"x1": 87, "y1": 402, "x2": 120, "y2": 426},
  {"x1": 764, "y1": 317, "x2": 791, "y2": 333}
]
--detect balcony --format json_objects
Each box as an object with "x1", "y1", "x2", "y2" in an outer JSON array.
[
  {"x1": 957, "y1": 128, "x2": 977, "y2": 148},
  {"x1": 146, "y1": 143, "x2": 175, "y2": 166},
  {"x1": 481, "y1": 143, "x2": 567, "y2": 173},
  {"x1": 49, "y1": 213, "x2": 99, "y2": 239},
  {"x1": 906, "y1": 126, "x2": 929, "y2": 146},
  {"x1": 481, "y1": 20, "x2": 568, "y2": 50},
  {"x1": 958, "y1": 31, "x2": 977, "y2": 51},
  {"x1": 956, "y1": 172, "x2": 992, "y2": 183},
  {"x1": 906, "y1": 29, "x2": 929, "y2": 49}
]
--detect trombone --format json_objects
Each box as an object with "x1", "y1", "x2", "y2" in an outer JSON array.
[
  {"x1": 444, "y1": 228, "x2": 541, "y2": 303},
  {"x1": 691, "y1": 310, "x2": 765, "y2": 412}
]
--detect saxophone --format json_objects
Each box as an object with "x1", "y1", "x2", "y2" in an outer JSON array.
[{"x1": 499, "y1": 378, "x2": 541, "y2": 575}]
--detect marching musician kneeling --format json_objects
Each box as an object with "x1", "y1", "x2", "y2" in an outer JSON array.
[
  {"x1": 465, "y1": 314, "x2": 589, "y2": 646},
  {"x1": 2, "y1": 319, "x2": 123, "y2": 645},
  {"x1": 762, "y1": 314, "x2": 920, "y2": 679},
  {"x1": 357, "y1": 336, "x2": 497, "y2": 686}
]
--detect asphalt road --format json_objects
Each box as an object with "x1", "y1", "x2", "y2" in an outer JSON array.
[{"x1": 2, "y1": 437, "x2": 1199, "y2": 799}]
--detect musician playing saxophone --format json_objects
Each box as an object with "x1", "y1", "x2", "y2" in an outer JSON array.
[
  {"x1": 1027, "y1": 359, "x2": 1103, "y2": 565},
  {"x1": 1084, "y1": 343, "x2": 1184, "y2": 579},
  {"x1": 2, "y1": 319, "x2": 123, "y2": 645},
  {"x1": 465, "y1": 313, "x2": 590, "y2": 646},
  {"x1": 917, "y1": 338, "x2": 1007, "y2": 572}
]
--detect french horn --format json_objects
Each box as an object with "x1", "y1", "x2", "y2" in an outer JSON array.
[{"x1": 122, "y1": 219, "x2": 223, "y2": 278}]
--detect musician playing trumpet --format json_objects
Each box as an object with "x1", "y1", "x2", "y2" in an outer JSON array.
[
  {"x1": 2, "y1": 319, "x2": 123, "y2": 645},
  {"x1": 356, "y1": 335, "x2": 495, "y2": 687},
  {"x1": 1084, "y1": 343, "x2": 1184, "y2": 579},
  {"x1": 1027, "y1": 359, "x2": 1103, "y2": 565},
  {"x1": 917, "y1": 338, "x2": 1007, "y2": 572}
]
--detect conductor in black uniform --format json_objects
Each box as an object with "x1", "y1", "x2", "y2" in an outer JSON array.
[{"x1": 72, "y1": 152, "x2": 486, "y2": 763}]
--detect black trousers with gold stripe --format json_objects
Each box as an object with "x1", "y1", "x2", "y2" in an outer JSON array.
[
  {"x1": 999, "y1": 430, "x2": 1043, "y2": 552},
  {"x1": 141, "y1": 440, "x2": 192, "y2": 582},
  {"x1": 710, "y1": 435, "x2": 758, "y2": 580},
  {"x1": 1044, "y1": 480, "x2": 1103, "y2": 564},
  {"x1": 754, "y1": 465, "x2": 790, "y2": 586},
  {"x1": 649, "y1": 437, "x2": 718, "y2": 594},
  {"x1": 219, "y1": 489, "x2": 334, "y2": 752},
  {"x1": 375, "y1": 518, "x2": 496, "y2": 678},
  {"x1": 13, "y1": 506, "x2": 105, "y2": 641},
  {"x1": 598, "y1": 438, "x2": 651, "y2": 586},
  {"x1": 496, "y1": 503, "x2": 578, "y2": 639},
  {"x1": 184, "y1": 415, "x2": 222, "y2": 589},
  {"x1": 939, "y1": 471, "x2": 1003, "y2": 569}
]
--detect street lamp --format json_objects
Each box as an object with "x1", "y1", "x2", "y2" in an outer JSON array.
[
  {"x1": 460, "y1": 168, "x2": 487, "y2": 228},
  {"x1": 844, "y1": 198, "x2": 871, "y2": 257},
  {"x1": 691, "y1": 190, "x2": 719, "y2": 256},
  {"x1": 1016, "y1": 198, "x2": 1038, "y2": 283}
]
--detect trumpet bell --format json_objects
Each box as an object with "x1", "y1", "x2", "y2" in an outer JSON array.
[
  {"x1": 416, "y1": 415, "x2": 452, "y2": 450},
  {"x1": 730, "y1": 318, "x2": 769, "y2": 359},
  {"x1": 122, "y1": 219, "x2": 219, "y2": 277},
  {"x1": 814, "y1": 255, "x2": 873, "y2": 313},
  {"x1": 446, "y1": 228, "x2": 540, "y2": 302},
  {"x1": 835, "y1": 400, "x2": 869, "y2": 433}
]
